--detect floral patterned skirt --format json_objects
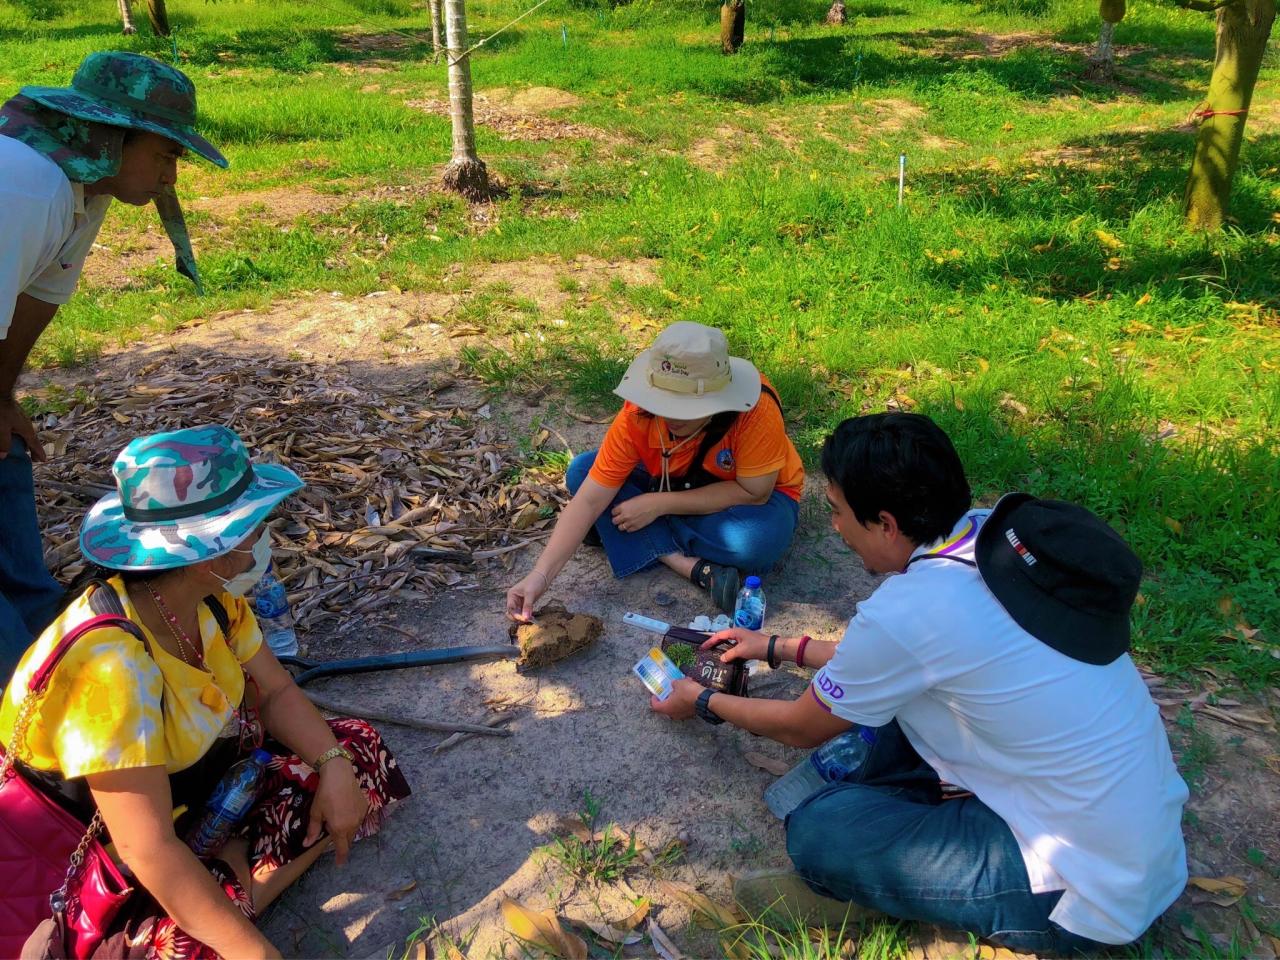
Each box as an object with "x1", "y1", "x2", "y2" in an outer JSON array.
[{"x1": 95, "y1": 718, "x2": 411, "y2": 959}]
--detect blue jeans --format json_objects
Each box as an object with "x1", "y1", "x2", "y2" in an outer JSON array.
[
  {"x1": 565, "y1": 450, "x2": 799, "y2": 579},
  {"x1": 786, "y1": 722, "x2": 1111, "y2": 956},
  {"x1": 0, "y1": 437, "x2": 63, "y2": 682}
]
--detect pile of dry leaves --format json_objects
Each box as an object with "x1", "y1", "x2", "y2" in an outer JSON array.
[{"x1": 32, "y1": 355, "x2": 564, "y2": 630}]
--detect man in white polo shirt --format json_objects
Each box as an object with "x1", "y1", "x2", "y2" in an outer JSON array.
[
  {"x1": 651, "y1": 412, "x2": 1188, "y2": 953},
  {"x1": 0, "y1": 50, "x2": 227, "y2": 679}
]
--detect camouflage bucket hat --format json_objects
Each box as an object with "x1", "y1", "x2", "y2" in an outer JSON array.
[
  {"x1": 20, "y1": 50, "x2": 227, "y2": 168},
  {"x1": 81, "y1": 425, "x2": 302, "y2": 571}
]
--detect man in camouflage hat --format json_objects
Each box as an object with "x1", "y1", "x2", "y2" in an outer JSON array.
[{"x1": 0, "y1": 50, "x2": 227, "y2": 680}]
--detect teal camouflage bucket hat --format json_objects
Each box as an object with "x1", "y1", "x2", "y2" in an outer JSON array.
[
  {"x1": 20, "y1": 51, "x2": 227, "y2": 168},
  {"x1": 81, "y1": 425, "x2": 303, "y2": 571}
]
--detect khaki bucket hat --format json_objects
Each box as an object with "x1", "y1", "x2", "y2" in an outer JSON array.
[{"x1": 614, "y1": 322, "x2": 761, "y2": 420}]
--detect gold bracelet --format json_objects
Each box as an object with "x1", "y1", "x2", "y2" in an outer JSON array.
[{"x1": 313, "y1": 744, "x2": 355, "y2": 771}]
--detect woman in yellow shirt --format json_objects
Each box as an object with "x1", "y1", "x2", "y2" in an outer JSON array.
[{"x1": 0, "y1": 425, "x2": 410, "y2": 959}]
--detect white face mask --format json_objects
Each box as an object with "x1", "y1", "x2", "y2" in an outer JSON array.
[{"x1": 215, "y1": 529, "x2": 272, "y2": 596}]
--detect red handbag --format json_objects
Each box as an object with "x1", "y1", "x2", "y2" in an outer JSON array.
[{"x1": 0, "y1": 613, "x2": 143, "y2": 959}]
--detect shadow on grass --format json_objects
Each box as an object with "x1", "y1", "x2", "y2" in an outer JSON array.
[
  {"x1": 174, "y1": 24, "x2": 525, "y2": 73},
  {"x1": 691, "y1": 30, "x2": 1199, "y2": 104},
  {"x1": 913, "y1": 128, "x2": 1280, "y2": 300},
  {"x1": 0, "y1": 19, "x2": 128, "y2": 42}
]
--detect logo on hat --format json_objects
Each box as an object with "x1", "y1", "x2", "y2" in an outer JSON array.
[{"x1": 1005, "y1": 528, "x2": 1038, "y2": 566}]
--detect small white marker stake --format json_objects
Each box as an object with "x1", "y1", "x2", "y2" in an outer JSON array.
[{"x1": 898, "y1": 153, "x2": 906, "y2": 208}]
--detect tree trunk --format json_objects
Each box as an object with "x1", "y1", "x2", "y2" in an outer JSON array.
[
  {"x1": 118, "y1": 0, "x2": 137, "y2": 34},
  {"x1": 825, "y1": 0, "x2": 847, "y2": 24},
  {"x1": 1183, "y1": 0, "x2": 1276, "y2": 229},
  {"x1": 145, "y1": 0, "x2": 170, "y2": 36},
  {"x1": 1088, "y1": 0, "x2": 1124, "y2": 79},
  {"x1": 720, "y1": 0, "x2": 745, "y2": 54},
  {"x1": 429, "y1": 0, "x2": 445, "y2": 62},
  {"x1": 441, "y1": 0, "x2": 491, "y2": 200}
]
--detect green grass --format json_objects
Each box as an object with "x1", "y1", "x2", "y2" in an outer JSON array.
[
  {"x1": 546, "y1": 790, "x2": 644, "y2": 884},
  {"x1": 2, "y1": 0, "x2": 1277, "y2": 688},
  {"x1": 1172, "y1": 705, "x2": 1218, "y2": 792},
  {"x1": 720, "y1": 912, "x2": 918, "y2": 959}
]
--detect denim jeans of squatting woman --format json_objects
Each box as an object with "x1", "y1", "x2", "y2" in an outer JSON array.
[
  {"x1": 786, "y1": 721, "x2": 1113, "y2": 957},
  {"x1": 0, "y1": 437, "x2": 65, "y2": 683},
  {"x1": 564, "y1": 450, "x2": 799, "y2": 579}
]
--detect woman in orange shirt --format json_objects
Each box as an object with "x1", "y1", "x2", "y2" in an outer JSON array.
[{"x1": 506, "y1": 322, "x2": 804, "y2": 620}]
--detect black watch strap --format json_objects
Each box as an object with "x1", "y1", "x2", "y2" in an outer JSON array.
[{"x1": 695, "y1": 687, "x2": 724, "y2": 725}]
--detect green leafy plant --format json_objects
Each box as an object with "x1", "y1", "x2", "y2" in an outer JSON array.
[
  {"x1": 666, "y1": 642, "x2": 697, "y2": 671},
  {"x1": 547, "y1": 790, "x2": 642, "y2": 884}
]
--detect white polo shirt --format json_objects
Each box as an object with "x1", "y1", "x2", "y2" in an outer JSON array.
[
  {"x1": 1, "y1": 135, "x2": 112, "y2": 339},
  {"x1": 811, "y1": 509, "x2": 1189, "y2": 944}
]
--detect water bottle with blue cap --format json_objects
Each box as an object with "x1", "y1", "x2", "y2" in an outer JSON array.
[
  {"x1": 763, "y1": 727, "x2": 877, "y2": 820},
  {"x1": 733, "y1": 576, "x2": 766, "y2": 630},
  {"x1": 186, "y1": 748, "x2": 273, "y2": 857}
]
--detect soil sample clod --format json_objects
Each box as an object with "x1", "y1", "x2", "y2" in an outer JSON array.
[{"x1": 509, "y1": 601, "x2": 604, "y2": 672}]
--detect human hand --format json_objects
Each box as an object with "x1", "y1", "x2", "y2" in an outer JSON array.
[
  {"x1": 0, "y1": 397, "x2": 44, "y2": 461},
  {"x1": 304, "y1": 758, "x2": 368, "y2": 866},
  {"x1": 610, "y1": 494, "x2": 663, "y2": 534},
  {"x1": 703, "y1": 627, "x2": 769, "y2": 664},
  {"x1": 506, "y1": 569, "x2": 549, "y2": 622},
  {"x1": 649, "y1": 677, "x2": 704, "y2": 720}
]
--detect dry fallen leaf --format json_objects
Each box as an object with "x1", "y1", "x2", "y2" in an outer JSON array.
[
  {"x1": 1187, "y1": 875, "x2": 1247, "y2": 907},
  {"x1": 659, "y1": 881, "x2": 744, "y2": 928},
  {"x1": 1239, "y1": 915, "x2": 1276, "y2": 960},
  {"x1": 432, "y1": 935, "x2": 466, "y2": 960},
  {"x1": 720, "y1": 932, "x2": 752, "y2": 960},
  {"x1": 647, "y1": 919, "x2": 685, "y2": 960},
  {"x1": 29, "y1": 355, "x2": 567, "y2": 632},
  {"x1": 554, "y1": 816, "x2": 594, "y2": 843},
  {"x1": 574, "y1": 918, "x2": 643, "y2": 946},
  {"x1": 386, "y1": 879, "x2": 418, "y2": 901},
  {"x1": 621, "y1": 899, "x2": 651, "y2": 931},
  {"x1": 499, "y1": 898, "x2": 587, "y2": 959},
  {"x1": 1197, "y1": 705, "x2": 1275, "y2": 731},
  {"x1": 743, "y1": 751, "x2": 791, "y2": 776}
]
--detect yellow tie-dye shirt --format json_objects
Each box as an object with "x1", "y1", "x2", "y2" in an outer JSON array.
[{"x1": 0, "y1": 576, "x2": 263, "y2": 779}]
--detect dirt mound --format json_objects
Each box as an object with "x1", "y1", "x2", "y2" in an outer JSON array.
[
  {"x1": 686, "y1": 125, "x2": 764, "y2": 171},
  {"x1": 489, "y1": 85, "x2": 584, "y2": 113}
]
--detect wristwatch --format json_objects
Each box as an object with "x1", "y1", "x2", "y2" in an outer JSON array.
[
  {"x1": 313, "y1": 744, "x2": 355, "y2": 771},
  {"x1": 695, "y1": 687, "x2": 724, "y2": 725}
]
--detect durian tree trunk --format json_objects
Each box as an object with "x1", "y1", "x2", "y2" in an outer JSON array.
[
  {"x1": 1183, "y1": 0, "x2": 1276, "y2": 229},
  {"x1": 145, "y1": 0, "x2": 170, "y2": 36},
  {"x1": 720, "y1": 0, "x2": 745, "y2": 53},
  {"x1": 1089, "y1": 0, "x2": 1125, "y2": 78},
  {"x1": 825, "y1": 0, "x2": 847, "y2": 24},
  {"x1": 429, "y1": 0, "x2": 445, "y2": 61},
  {"x1": 118, "y1": 0, "x2": 137, "y2": 34},
  {"x1": 441, "y1": 0, "x2": 490, "y2": 200}
]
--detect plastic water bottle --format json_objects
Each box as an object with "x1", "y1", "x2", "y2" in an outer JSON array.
[
  {"x1": 186, "y1": 748, "x2": 272, "y2": 857},
  {"x1": 764, "y1": 728, "x2": 876, "y2": 820},
  {"x1": 252, "y1": 562, "x2": 299, "y2": 657},
  {"x1": 733, "y1": 576, "x2": 766, "y2": 630}
]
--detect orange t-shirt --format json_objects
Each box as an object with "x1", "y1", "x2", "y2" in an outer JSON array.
[{"x1": 587, "y1": 375, "x2": 805, "y2": 501}]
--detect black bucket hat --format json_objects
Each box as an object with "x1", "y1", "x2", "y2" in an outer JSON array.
[{"x1": 975, "y1": 493, "x2": 1143, "y2": 665}]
